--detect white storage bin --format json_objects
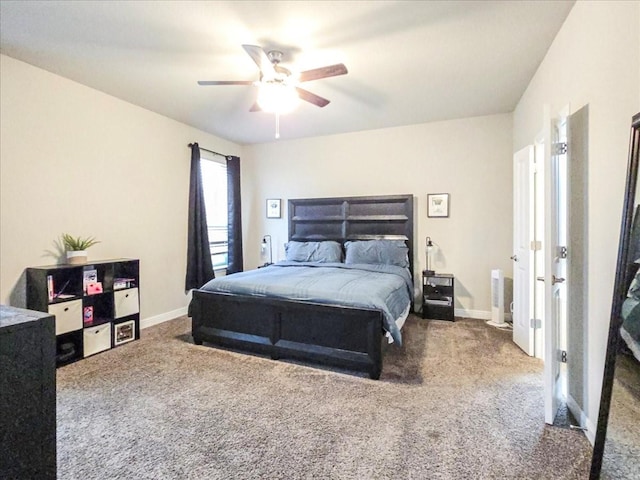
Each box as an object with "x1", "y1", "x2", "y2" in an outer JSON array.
[
  {"x1": 48, "y1": 299, "x2": 83, "y2": 335},
  {"x1": 114, "y1": 288, "x2": 139, "y2": 319},
  {"x1": 83, "y1": 323, "x2": 112, "y2": 357}
]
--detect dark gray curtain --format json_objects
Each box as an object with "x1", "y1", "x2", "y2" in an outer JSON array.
[
  {"x1": 185, "y1": 143, "x2": 214, "y2": 291},
  {"x1": 226, "y1": 155, "x2": 244, "y2": 274}
]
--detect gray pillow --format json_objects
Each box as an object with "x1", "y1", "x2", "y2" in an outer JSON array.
[
  {"x1": 285, "y1": 241, "x2": 343, "y2": 263},
  {"x1": 344, "y1": 240, "x2": 409, "y2": 268}
]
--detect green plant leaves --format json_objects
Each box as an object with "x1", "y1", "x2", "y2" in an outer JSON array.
[{"x1": 61, "y1": 233, "x2": 100, "y2": 251}]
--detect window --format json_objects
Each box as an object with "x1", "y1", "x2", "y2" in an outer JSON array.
[{"x1": 200, "y1": 153, "x2": 228, "y2": 270}]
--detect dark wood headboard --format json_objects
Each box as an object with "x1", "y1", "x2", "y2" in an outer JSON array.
[{"x1": 288, "y1": 194, "x2": 414, "y2": 278}]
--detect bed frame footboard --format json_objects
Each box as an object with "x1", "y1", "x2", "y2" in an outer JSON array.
[{"x1": 190, "y1": 290, "x2": 385, "y2": 379}]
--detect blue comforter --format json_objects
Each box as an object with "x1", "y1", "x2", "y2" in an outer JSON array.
[{"x1": 198, "y1": 262, "x2": 413, "y2": 345}]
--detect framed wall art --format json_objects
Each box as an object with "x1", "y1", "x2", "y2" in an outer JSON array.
[
  {"x1": 427, "y1": 193, "x2": 449, "y2": 218},
  {"x1": 266, "y1": 198, "x2": 281, "y2": 218}
]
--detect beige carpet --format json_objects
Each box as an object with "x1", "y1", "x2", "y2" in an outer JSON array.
[
  {"x1": 600, "y1": 353, "x2": 640, "y2": 479},
  {"x1": 56, "y1": 315, "x2": 591, "y2": 479}
]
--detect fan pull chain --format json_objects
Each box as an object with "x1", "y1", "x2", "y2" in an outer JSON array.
[{"x1": 275, "y1": 112, "x2": 280, "y2": 139}]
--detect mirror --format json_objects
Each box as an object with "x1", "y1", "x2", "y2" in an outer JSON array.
[{"x1": 590, "y1": 112, "x2": 640, "y2": 479}]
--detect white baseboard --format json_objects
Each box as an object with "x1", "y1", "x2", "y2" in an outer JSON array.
[
  {"x1": 454, "y1": 309, "x2": 512, "y2": 323},
  {"x1": 584, "y1": 415, "x2": 597, "y2": 445},
  {"x1": 564, "y1": 394, "x2": 596, "y2": 444},
  {"x1": 141, "y1": 306, "x2": 188, "y2": 330},
  {"x1": 455, "y1": 308, "x2": 491, "y2": 320},
  {"x1": 566, "y1": 394, "x2": 591, "y2": 441}
]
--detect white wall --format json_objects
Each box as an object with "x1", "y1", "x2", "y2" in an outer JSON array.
[
  {"x1": 0, "y1": 54, "x2": 241, "y2": 324},
  {"x1": 513, "y1": 0, "x2": 640, "y2": 440},
  {"x1": 0, "y1": 53, "x2": 512, "y2": 321},
  {"x1": 242, "y1": 114, "x2": 514, "y2": 317}
]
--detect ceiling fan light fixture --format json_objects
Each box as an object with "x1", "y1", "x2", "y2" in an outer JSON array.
[{"x1": 257, "y1": 82, "x2": 299, "y2": 114}]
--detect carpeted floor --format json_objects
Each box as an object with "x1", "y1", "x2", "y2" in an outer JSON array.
[
  {"x1": 600, "y1": 353, "x2": 640, "y2": 479},
  {"x1": 56, "y1": 315, "x2": 592, "y2": 479}
]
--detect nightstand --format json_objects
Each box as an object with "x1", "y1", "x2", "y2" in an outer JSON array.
[{"x1": 422, "y1": 272, "x2": 455, "y2": 321}]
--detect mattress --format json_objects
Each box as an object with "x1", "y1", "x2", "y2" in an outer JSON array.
[{"x1": 198, "y1": 261, "x2": 413, "y2": 345}]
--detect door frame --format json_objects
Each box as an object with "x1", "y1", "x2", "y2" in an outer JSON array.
[{"x1": 544, "y1": 105, "x2": 570, "y2": 425}]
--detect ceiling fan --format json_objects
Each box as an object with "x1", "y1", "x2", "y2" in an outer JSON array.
[{"x1": 197, "y1": 44, "x2": 348, "y2": 113}]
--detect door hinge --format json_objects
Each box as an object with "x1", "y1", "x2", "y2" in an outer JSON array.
[
  {"x1": 558, "y1": 246, "x2": 568, "y2": 259},
  {"x1": 552, "y1": 142, "x2": 568, "y2": 155},
  {"x1": 560, "y1": 350, "x2": 567, "y2": 363},
  {"x1": 530, "y1": 318, "x2": 542, "y2": 329},
  {"x1": 530, "y1": 241, "x2": 542, "y2": 251}
]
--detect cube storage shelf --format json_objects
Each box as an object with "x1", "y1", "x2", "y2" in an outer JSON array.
[
  {"x1": 0, "y1": 306, "x2": 56, "y2": 479},
  {"x1": 27, "y1": 258, "x2": 140, "y2": 366}
]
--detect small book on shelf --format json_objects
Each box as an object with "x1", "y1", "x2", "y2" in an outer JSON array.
[
  {"x1": 86, "y1": 282, "x2": 103, "y2": 295},
  {"x1": 83, "y1": 268, "x2": 98, "y2": 293},
  {"x1": 113, "y1": 278, "x2": 135, "y2": 290},
  {"x1": 83, "y1": 306, "x2": 94, "y2": 326},
  {"x1": 47, "y1": 275, "x2": 54, "y2": 302}
]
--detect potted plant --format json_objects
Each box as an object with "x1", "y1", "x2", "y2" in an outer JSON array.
[{"x1": 62, "y1": 234, "x2": 100, "y2": 265}]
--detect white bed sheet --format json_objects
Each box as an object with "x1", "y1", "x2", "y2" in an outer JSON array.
[{"x1": 386, "y1": 302, "x2": 411, "y2": 344}]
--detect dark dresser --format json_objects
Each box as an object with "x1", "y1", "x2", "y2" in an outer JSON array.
[{"x1": 0, "y1": 305, "x2": 56, "y2": 479}]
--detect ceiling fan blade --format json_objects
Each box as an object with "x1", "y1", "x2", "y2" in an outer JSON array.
[
  {"x1": 242, "y1": 44, "x2": 275, "y2": 76},
  {"x1": 249, "y1": 102, "x2": 262, "y2": 112},
  {"x1": 298, "y1": 64, "x2": 348, "y2": 82},
  {"x1": 296, "y1": 87, "x2": 330, "y2": 108},
  {"x1": 197, "y1": 80, "x2": 254, "y2": 86}
]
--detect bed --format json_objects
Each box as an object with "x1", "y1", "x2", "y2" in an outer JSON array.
[
  {"x1": 620, "y1": 206, "x2": 640, "y2": 362},
  {"x1": 621, "y1": 264, "x2": 640, "y2": 362},
  {"x1": 190, "y1": 194, "x2": 414, "y2": 379}
]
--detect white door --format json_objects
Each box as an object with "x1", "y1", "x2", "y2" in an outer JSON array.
[
  {"x1": 512, "y1": 146, "x2": 535, "y2": 356},
  {"x1": 544, "y1": 106, "x2": 569, "y2": 424}
]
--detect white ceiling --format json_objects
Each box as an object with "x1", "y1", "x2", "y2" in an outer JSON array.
[{"x1": 0, "y1": 0, "x2": 574, "y2": 145}]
